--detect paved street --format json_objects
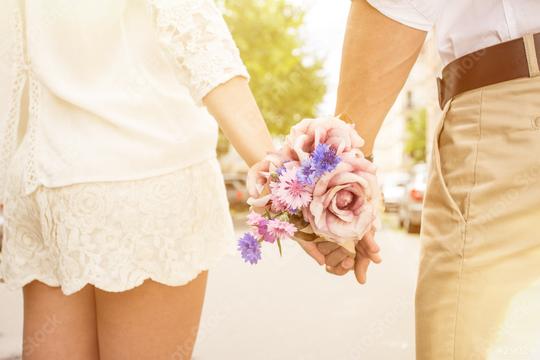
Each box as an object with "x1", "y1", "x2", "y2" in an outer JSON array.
[
  {"x1": 0, "y1": 215, "x2": 420, "y2": 360},
  {"x1": 0, "y1": 284, "x2": 21, "y2": 360}
]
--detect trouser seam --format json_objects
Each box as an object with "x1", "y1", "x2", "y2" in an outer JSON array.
[{"x1": 452, "y1": 89, "x2": 483, "y2": 360}]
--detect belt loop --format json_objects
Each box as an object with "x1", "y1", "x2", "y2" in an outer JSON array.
[
  {"x1": 437, "y1": 77, "x2": 445, "y2": 109},
  {"x1": 524, "y1": 33, "x2": 540, "y2": 77}
]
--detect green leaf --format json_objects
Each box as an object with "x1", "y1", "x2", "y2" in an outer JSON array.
[
  {"x1": 277, "y1": 213, "x2": 289, "y2": 222},
  {"x1": 277, "y1": 237, "x2": 283, "y2": 257}
]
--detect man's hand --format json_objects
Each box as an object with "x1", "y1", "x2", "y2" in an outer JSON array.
[
  {"x1": 297, "y1": 239, "x2": 326, "y2": 266},
  {"x1": 317, "y1": 226, "x2": 381, "y2": 284}
]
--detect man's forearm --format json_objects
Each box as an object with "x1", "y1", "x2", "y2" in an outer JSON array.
[{"x1": 336, "y1": 0, "x2": 427, "y2": 155}]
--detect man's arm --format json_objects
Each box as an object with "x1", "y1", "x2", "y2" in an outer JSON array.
[
  {"x1": 321, "y1": 0, "x2": 428, "y2": 281},
  {"x1": 336, "y1": 0, "x2": 427, "y2": 155}
]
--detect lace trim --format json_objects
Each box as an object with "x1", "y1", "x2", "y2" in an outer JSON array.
[
  {"x1": 148, "y1": 0, "x2": 250, "y2": 104},
  {"x1": 11, "y1": 5, "x2": 24, "y2": 64},
  {"x1": 0, "y1": 75, "x2": 25, "y2": 203},
  {"x1": 0, "y1": 7, "x2": 27, "y2": 203},
  {"x1": 23, "y1": 75, "x2": 41, "y2": 196}
]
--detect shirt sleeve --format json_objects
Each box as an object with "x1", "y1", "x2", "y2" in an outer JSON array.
[
  {"x1": 365, "y1": 0, "x2": 435, "y2": 32},
  {"x1": 149, "y1": 0, "x2": 250, "y2": 104}
]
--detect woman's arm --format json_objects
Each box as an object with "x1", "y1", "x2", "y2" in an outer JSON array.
[
  {"x1": 203, "y1": 77, "x2": 274, "y2": 166},
  {"x1": 336, "y1": 0, "x2": 427, "y2": 156},
  {"x1": 150, "y1": 0, "x2": 274, "y2": 166},
  {"x1": 204, "y1": 77, "x2": 327, "y2": 266}
]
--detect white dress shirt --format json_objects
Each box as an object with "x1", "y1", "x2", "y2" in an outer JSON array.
[
  {"x1": 366, "y1": 0, "x2": 540, "y2": 65},
  {"x1": 0, "y1": 0, "x2": 249, "y2": 203}
]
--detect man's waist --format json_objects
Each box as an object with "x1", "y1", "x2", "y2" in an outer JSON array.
[{"x1": 437, "y1": 33, "x2": 540, "y2": 109}]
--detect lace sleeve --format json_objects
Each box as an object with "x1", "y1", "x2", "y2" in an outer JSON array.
[{"x1": 149, "y1": 0, "x2": 250, "y2": 104}]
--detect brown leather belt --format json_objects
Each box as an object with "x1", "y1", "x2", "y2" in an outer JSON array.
[{"x1": 437, "y1": 33, "x2": 540, "y2": 109}]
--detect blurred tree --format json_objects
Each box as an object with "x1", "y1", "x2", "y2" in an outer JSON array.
[
  {"x1": 404, "y1": 107, "x2": 427, "y2": 163},
  {"x1": 219, "y1": 0, "x2": 327, "y2": 137}
]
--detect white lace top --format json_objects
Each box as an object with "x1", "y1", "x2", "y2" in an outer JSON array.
[{"x1": 0, "y1": 0, "x2": 249, "y2": 204}]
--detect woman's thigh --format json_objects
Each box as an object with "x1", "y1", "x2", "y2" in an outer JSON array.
[
  {"x1": 22, "y1": 281, "x2": 99, "y2": 360},
  {"x1": 95, "y1": 272, "x2": 208, "y2": 360}
]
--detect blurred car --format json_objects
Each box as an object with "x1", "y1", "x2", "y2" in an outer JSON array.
[
  {"x1": 223, "y1": 173, "x2": 249, "y2": 209},
  {"x1": 398, "y1": 164, "x2": 427, "y2": 233},
  {"x1": 381, "y1": 172, "x2": 410, "y2": 213}
]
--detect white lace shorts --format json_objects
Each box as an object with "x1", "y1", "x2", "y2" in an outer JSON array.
[{"x1": 0, "y1": 149, "x2": 235, "y2": 295}]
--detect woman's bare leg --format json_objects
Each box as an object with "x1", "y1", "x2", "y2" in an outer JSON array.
[
  {"x1": 22, "y1": 281, "x2": 99, "y2": 360},
  {"x1": 95, "y1": 272, "x2": 208, "y2": 360}
]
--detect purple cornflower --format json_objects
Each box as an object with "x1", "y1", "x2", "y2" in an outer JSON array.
[
  {"x1": 297, "y1": 159, "x2": 317, "y2": 185},
  {"x1": 296, "y1": 144, "x2": 341, "y2": 185},
  {"x1": 238, "y1": 233, "x2": 262, "y2": 264},
  {"x1": 311, "y1": 143, "x2": 341, "y2": 177}
]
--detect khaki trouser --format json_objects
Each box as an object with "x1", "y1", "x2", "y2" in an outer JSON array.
[{"x1": 416, "y1": 71, "x2": 540, "y2": 358}]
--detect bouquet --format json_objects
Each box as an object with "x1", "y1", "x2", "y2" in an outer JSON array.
[{"x1": 238, "y1": 115, "x2": 380, "y2": 264}]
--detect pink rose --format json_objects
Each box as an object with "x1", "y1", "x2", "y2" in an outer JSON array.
[
  {"x1": 285, "y1": 116, "x2": 365, "y2": 162},
  {"x1": 303, "y1": 152, "x2": 379, "y2": 245},
  {"x1": 246, "y1": 152, "x2": 292, "y2": 213}
]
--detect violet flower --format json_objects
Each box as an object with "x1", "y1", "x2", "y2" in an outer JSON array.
[
  {"x1": 297, "y1": 143, "x2": 341, "y2": 185},
  {"x1": 238, "y1": 233, "x2": 262, "y2": 264}
]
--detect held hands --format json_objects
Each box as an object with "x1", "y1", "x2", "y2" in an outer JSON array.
[
  {"x1": 241, "y1": 115, "x2": 380, "y2": 277},
  {"x1": 298, "y1": 225, "x2": 381, "y2": 284},
  {"x1": 245, "y1": 151, "x2": 381, "y2": 283}
]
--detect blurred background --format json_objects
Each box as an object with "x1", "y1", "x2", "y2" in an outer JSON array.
[{"x1": 0, "y1": 0, "x2": 442, "y2": 359}]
